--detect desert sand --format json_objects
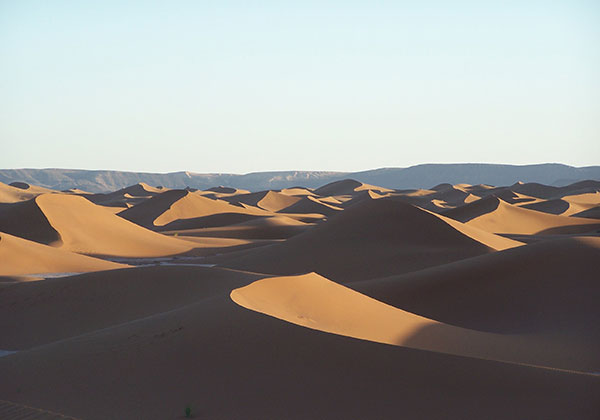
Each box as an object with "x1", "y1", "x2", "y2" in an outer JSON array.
[{"x1": 1, "y1": 177, "x2": 599, "y2": 419}]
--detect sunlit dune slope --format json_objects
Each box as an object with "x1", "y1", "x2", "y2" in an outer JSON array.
[
  {"x1": 519, "y1": 192, "x2": 600, "y2": 216},
  {"x1": 0, "y1": 181, "x2": 55, "y2": 203},
  {"x1": 445, "y1": 196, "x2": 600, "y2": 234},
  {"x1": 231, "y1": 272, "x2": 598, "y2": 371},
  {"x1": 223, "y1": 190, "x2": 303, "y2": 212},
  {"x1": 278, "y1": 187, "x2": 316, "y2": 196},
  {"x1": 119, "y1": 189, "x2": 270, "y2": 229},
  {"x1": 0, "y1": 232, "x2": 126, "y2": 276},
  {"x1": 432, "y1": 211, "x2": 523, "y2": 251},
  {"x1": 0, "y1": 193, "x2": 193, "y2": 257}
]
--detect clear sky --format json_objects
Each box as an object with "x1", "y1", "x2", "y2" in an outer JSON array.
[{"x1": 1, "y1": 1, "x2": 599, "y2": 173}]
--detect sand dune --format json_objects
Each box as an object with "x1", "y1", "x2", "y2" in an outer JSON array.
[
  {"x1": 339, "y1": 189, "x2": 385, "y2": 208},
  {"x1": 2, "y1": 272, "x2": 596, "y2": 419},
  {"x1": 442, "y1": 195, "x2": 503, "y2": 222},
  {"x1": 313, "y1": 179, "x2": 393, "y2": 196},
  {"x1": 206, "y1": 185, "x2": 250, "y2": 195},
  {"x1": 231, "y1": 272, "x2": 598, "y2": 371},
  {"x1": 166, "y1": 215, "x2": 312, "y2": 240},
  {"x1": 432, "y1": 211, "x2": 523, "y2": 251},
  {"x1": 215, "y1": 197, "x2": 506, "y2": 282},
  {"x1": 0, "y1": 193, "x2": 194, "y2": 257},
  {"x1": 0, "y1": 265, "x2": 263, "y2": 349},
  {"x1": 572, "y1": 205, "x2": 600, "y2": 219},
  {"x1": 2, "y1": 177, "x2": 600, "y2": 419},
  {"x1": 0, "y1": 232, "x2": 125, "y2": 276},
  {"x1": 353, "y1": 237, "x2": 600, "y2": 335},
  {"x1": 256, "y1": 191, "x2": 303, "y2": 211},
  {"x1": 390, "y1": 185, "x2": 499, "y2": 213},
  {"x1": 511, "y1": 180, "x2": 600, "y2": 199},
  {"x1": 520, "y1": 198, "x2": 571, "y2": 215},
  {"x1": 119, "y1": 189, "x2": 270, "y2": 229},
  {"x1": 224, "y1": 190, "x2": 303, "y2": 212},
  {"x1": 0, "y1": 198, "x2": 61, "y2": 244},
  {"x1": 278, "y1": 195, "x2": 343, "y2": 216},
  {"x1": 561, "y1": 192, "x2": 600, "y2": 216},
  {"x1": 0, "y1": 181, "x2": 54, "y2": 203},
  {"x1": 517, "y1": 192, "x2": 600, "y2": 216},
  {"x1": 82, "y1": 182, "x2": 165, "y2": 209},
  {"x1": 563, "y1": 191, "x2": 600, "y2": 204},
  {"x1": 115, "y1": 182, "x2": 164, "y2": 196},
  {"x1": 278, "y1": 187, "x2": 316, "y2": 196},
  {"x1": 467, "y1": 186, "x2": 539, "y2": 204},
  {"x1": 427, "y1": 184, "x2": 471, "y2": 206},
  {"x1": 461, "y1": 197, "x2": 600, "y2": 235}
]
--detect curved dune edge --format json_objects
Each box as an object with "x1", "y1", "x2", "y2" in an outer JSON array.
[
  {"x1": 466, "y1": 199, "x2": 600, "y2": 235},
  {"x1": 231, "y1": 273, "x2": 598, "y2": 373},
  {"x1": 0, "y1": 232, "x2": 127, "y2": 276},
  {"x1": 430, "y1": 210, "x2": 523, "y2": 251},
  {"x1": 34, "y1": 194, "x2": 195, "y2": 257}
]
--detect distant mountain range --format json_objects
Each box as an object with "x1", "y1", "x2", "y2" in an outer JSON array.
[{"x1": 1, "y1": 164, "x2": 599, "y2": 193}]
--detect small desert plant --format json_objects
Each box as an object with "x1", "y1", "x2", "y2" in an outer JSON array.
[{"x1": 185, "y1": 404, "x2": 192, "y2": 418}]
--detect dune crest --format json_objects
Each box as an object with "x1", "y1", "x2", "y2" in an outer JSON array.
[{"x1": 231, "y1": 273, "x2": 597, "y2": 372}]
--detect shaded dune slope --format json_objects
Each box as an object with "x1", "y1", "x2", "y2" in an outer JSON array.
[
  {"x1": 0, "y1": 266, "x2": 264, "y2": 349},
  {"x1": 352, "y1": 237, "x2": 600, "y2": 335},
  {"x1": 313, "y1": 179, "x2": 393, "y2": 196},
  {"x1": 510, "y1": 180, "x2": 600, "y2": 199},
  {"x1": 215, "y1": 198, "x2": 504, "y2": 282},
  {"x1": 83, "y1": 182, "x2": 165, "y2": 208},
  {"x1": 168, "y1": 215, "x2": 313, "y2": 240},
  {"x1": 572, "y1": 205, "x2": 600, "y2": 219},
  {"x1": 1, "y1": 282, "x2": 597, "y2": 420},
  {"x1": 0, "y1": 199, "x2": 60, "y2": 244},
  {"x1": 278, "y1": 195, "x2": 342, "y2": 216}
]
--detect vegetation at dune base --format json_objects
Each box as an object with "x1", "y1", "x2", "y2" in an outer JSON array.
[{"x1": 185, "y1": 404, "x2": 192, "y2": 418}]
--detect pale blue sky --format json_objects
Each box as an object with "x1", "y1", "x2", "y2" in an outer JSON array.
[{"x1": 1, "y1": 1, "x2": 599, "y2": 173}]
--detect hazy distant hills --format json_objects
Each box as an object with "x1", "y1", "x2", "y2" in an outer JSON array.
[{"x1": 1, "y1": 163, "x2": 599, "y2": 192}]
